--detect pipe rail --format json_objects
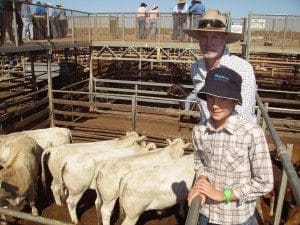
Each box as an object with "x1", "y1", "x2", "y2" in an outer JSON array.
[
  {"x1": 256, "y1": 93, "x2": 300, "y2": 205},
  {"x1": 185, "y1": 196, "x2": 202, "y2": 225}
]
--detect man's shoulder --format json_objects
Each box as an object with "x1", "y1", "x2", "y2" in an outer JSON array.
[
  {"x1": 235, "y1": 115, "x2": 263, "y2": 135},
  {"x1": 227, "y1": 54, "x2": 252, "y2": 66}
]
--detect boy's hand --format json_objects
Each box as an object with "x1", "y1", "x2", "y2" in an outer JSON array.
[
  {"x1": 196, "y1": 179, "x2": 224, "y2": 202},
  {"x1": 187, "y1": 187, "x2": 206, "y2": 206}
]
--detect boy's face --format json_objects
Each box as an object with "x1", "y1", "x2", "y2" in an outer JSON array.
[{"x1": 206, "y1": 95, "x2": 237, "y2": 128}]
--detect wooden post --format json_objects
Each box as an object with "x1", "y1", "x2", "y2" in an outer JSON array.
[{"x1": 47, "y1": 48, "x2": 54, "y2": 127}]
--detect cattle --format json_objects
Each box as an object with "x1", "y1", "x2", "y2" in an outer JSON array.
[
  {"x1": 41, "y1": 131, "x2": 146, "y2": 206},
  {"x1": 0, "y1": 127, "x2": 72, "y2": 167},
  {"x1": 0, "y1": 136, "x2": 42, "y2": 224},
  {"x1": 96, "y1": 138, "x2": 191, "y2": 225},
  {"x1": 60, "y1": 141, "x2": 156, "y2": 224},
  {"x1": 285, "y1": 206, "x2": 300, "y2": 225},
  {"x1": 119, "y1": 154, "x2": 195, "y2": 225}
]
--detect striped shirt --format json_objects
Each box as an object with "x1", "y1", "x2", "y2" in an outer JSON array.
[
  {"x1": 192, "y1": 113, "x2": 274, "y2": 224},
  {"x1": 190, "y1": 48, "x2": 257, "y2": 124}
]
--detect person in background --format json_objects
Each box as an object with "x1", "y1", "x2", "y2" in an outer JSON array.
[
  {"x1": 184, "y1": 9, "x2": 257, "y2": 123},
  {"x1": 172, "y1": 0, "x2": 189, "y2": 41},
  {"x1": 15, "y1": 0, "x2": 24, "y2": 44},
  {"x1": 56, "y1": 3, "x2": 67, "y2": 38},
  {"x1": 34, "y1": 1, "x2": 46, "y2": 15},
  {"x1": 149, "y1": 4, "x2": 159, "y2": 40},
  {"x1": 0, "y1": 0, "x2": 4, "y2": 45},
  {"x1": 188, "y1": 0, "x2": 205, "y2": 28},
  {"x1": 2, "y1": 0, "x2": 14, "y2": 44},
  {"x1": 188, "y1": 66, "x2": 273, "y2": 225},
  {"x1": 21, "y1": 0, "x2": 33, "y2": 40},
  {"x1": 136, "y1": 2, "x2": 148, "y2": 39}
]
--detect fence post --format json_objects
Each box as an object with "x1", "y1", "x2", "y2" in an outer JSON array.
[
  {"x1": 12, "y1": 0, "x2": 19, "y2": 46},
  {"x1": 47, "y1": 48, "x2": 54, "y2": 127},
  {"x1": 88, "y1": 13, "x2": 91, "y2": 43},
  {"x1": 131, "y1": 95, "x2": 137, "y2": 131},
  {"x1": 122, "y1": 13, "x2": 125, "y2": 42},
  {"x1": 273, "y1": 144, "x2": 293, "y2": 225},
  {"x1": 245, "y1": 13, "x2": 252, "y2": 61},
  {"x1": 282, "y1": 15, "x2": 288, "y2": 50},
  {"x1": 71, "y1": 10, "x2": 75, "y2": 43}
]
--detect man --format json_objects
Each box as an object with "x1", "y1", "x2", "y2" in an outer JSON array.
[
  {"x1": 188, "y1": 0, "x2": 205, "y2": 28},
  {"x1": 172, "y1": 0, "x2": 189, "y2": 41},
  {"x1": 149, "y1": 4, "x2": 159, "y2": 40},
  {"x1": 21, "y1": 0, "x2": 33, "y2": 40},
  {"x1": 188, "y1": 67, "x2": 273, "y2": 225},
  {"x1": 136, "y1": 2, "x2": 148, "y2": 39},
  {"x1": 184, "y1": 9, "x2": 257, "y2": 123}
]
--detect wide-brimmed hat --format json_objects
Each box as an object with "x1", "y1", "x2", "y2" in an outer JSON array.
[
  {"x1": 197, "y1": 67, "x2": 242, "y2": 105},
  {"x1": 151, "y1": 4, "x2": 158, "y2": 10},
  {"x1": 140, "y1": 2, "x2": 147, "y2": 7},
  {"x1": 177, "y1": 0, "x2": 186, "y2": 3},
  {"x1": 184, "y1": 9, "x2": 243, "y2": 43}
]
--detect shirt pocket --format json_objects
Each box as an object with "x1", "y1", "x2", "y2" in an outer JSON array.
[{"x1": 222, "y1": 145, "x2": 248, "y2": 172}]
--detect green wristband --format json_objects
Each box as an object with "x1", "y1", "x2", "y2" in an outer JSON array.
[{"x1": 224, "y1": 188, "x2": 232, "y2": 204}]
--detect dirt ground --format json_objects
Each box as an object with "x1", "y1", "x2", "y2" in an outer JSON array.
[{"x1": 6, "y1": 114, "x2": 300, "y2": 225}]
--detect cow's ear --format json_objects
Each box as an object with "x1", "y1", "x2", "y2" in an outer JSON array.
[{"x1": 0, "y1": 181, "x2": 19, "y2": 194}]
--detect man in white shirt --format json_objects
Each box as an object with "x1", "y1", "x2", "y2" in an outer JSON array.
[
  {"x1": 136, "y1": 2, "x2": 148, "y2": 39},
  {"x1": 172, "y1": 0, "x2": 189, "y2": 40}
]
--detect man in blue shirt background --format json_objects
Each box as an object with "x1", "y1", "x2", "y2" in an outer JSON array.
[{"x1": 188, "y1": 0, "x2": 205, "y2": 28}]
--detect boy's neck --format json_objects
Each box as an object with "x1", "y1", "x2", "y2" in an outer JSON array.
[{"x1": 211, "y1": 115, "x2": 231, "y2": 131}]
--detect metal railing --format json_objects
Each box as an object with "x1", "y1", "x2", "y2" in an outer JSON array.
[{"x1": 1, "y1": 0, "x2": 299, "y2": 53}]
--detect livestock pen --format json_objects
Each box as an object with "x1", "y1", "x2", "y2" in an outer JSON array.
[{"x1": 0, "y1": 2, "x2": 299, "y2": 224}]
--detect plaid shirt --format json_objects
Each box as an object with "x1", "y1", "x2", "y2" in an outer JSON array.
[
  {"x1": 192, "y1": 113, "x2": 273, "y2": 225},
  {"x1": 190, "y1": 48, "x2": 257, "y2": 124}
]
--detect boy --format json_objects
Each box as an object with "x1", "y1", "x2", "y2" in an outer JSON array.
[{"x1": 188, "y1": 66, "x2": 274, "y2": 225}]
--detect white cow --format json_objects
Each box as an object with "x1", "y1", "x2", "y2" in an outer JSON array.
[
  {"x1": 0, "y1": 136, "x2": 42, "y2": 224},
  {"x1": 60, "y1": 141, "x2": 156, "y2": 224},
  {"x1": 41, "y1": 131, "x2": 146, "y2": 206},
  {"x1": 0, "y1": 127, "x2": 72, "y2": 167},
  {"x1": 119, "y1": 154, "x2": 195, "y2": 225},
  {"x1": 96, "y1": 138, "x2": 191, "y2": 225}
]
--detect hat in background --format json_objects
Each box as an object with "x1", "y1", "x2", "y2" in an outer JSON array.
[
  {"x1": 140, "y1": 2, "x2": 147, "y2": 7},
  {"x1": 184, "y1": 8, "x2": 243, "y2": 43},
  {"x1": 177, "y1": 0, "x2": 186, "y2": 3},
  {"x1": 151, "y1": 4, "x2": 158, "y2": 10},
  {"x1": 197, "y1": 67, "x2": 242, "y2": 105}
]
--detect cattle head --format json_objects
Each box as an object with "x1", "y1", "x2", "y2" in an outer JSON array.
[{"x1": 166, "y1": 139, "x2": 191, "y2": 159}]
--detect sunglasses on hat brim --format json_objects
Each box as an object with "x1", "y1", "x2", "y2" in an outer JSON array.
[{"x1": 198, "y1": 19, "x2": 226, "y2": 29}]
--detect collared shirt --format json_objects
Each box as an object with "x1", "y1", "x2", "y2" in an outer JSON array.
[
  {"x1": 188, "y1": 2, "x2": 205, "y2": 16},
  {"x1": 149, "y1": 8, "x2": 159, "y2": 20},
  {"x1": 21, "y1": 2, "x2": 31, "y2": 18},
  {"x1": 190, "y1": 48, "x2": 257, "y2": 124},
  {"x1": 173, "y1": 3, "x2": 189, "y2": 13},
  {"x1": 192, "y1": 113, "x2": 273, "y2": 225},
  {"x1": 136, "y1": 6, "x2": 147, "y2": 17}
]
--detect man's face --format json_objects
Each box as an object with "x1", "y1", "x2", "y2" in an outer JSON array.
[
  {"x1": 206, "y1": 94, "x2": 237, "y2": 128},
  {"x1": 198, "y1": 32, "x2": 227, "y2": 59}
]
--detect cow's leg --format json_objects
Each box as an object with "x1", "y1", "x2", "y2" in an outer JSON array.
[
  {"x1": 121, "y1": 216, "x2": 139, "y2": 225},
  {"x1": 51, "y1": 180, "x2": 63, "y2": 206},
  {"x1": 101, "y1": 199, "x2": 117, "y2": 225},
  {"x1": 94, "y1": 189, "x2": 102, "y2": 224},
  {"x1": 28, "y1": 184, "x2": 38, "y2": 216},
  {"x1": 66, "y1": 193, "x2": 83, "y2": 224}
]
